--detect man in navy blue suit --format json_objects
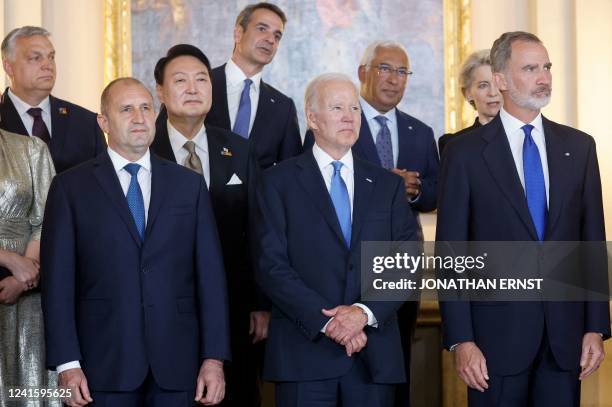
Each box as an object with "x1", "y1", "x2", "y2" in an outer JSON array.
[
  {"x1": 437, "y1": 31, "x2": 610, "y2": 406},
  {"x1": 255, "y1": 73, "x2": 419, "y2": 407},
  {"x1": 0, "y1": 26, "x2": 106, "y2": 173},
  {"x1": 41, "y1": 78, "x2": 230, "y2": 406},
  {"x1": 204, "y1": 2, "x2": 302, "y2": 169}
]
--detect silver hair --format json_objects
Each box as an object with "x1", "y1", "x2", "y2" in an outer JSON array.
[
  {"x1": 490, "y1": 31, "x2": 541, "y2": 73},
  {"x1": 304, "y1": 72, "x2": 357, "y2": 115},
  {"x1": 459, "y1": 49, "x2": 491, "y2": 97},
  {"x1": 359, "y1": 40, "x2": 408, "y2": 67},
  {"x1": 1, "y1": 26, "x2": 51, "y2": 60}
]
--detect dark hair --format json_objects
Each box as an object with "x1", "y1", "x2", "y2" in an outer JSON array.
[
  {"x1": 490, "y1": 31, "x2": 542, "y2": 73},
  {"x1": 154, "y1": 44, "x2": 212, "y2": 85},
  {"x1": 235, "y1": 2, "x2": 287, "y2": 30}
]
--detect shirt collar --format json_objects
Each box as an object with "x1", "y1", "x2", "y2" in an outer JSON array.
[
  {"x1": 167, "y1": 120, "x2": 208, "y2": 154},
  {"x1": 359, "y1": 96, "x2": 396, "y2": 125},
  {"x1": 226, "y1": 58, "x2": 262, "y2": 91},
  {"x1": 312, "y1": 142, "x2": 354, "y2": 173},
  {"x1": 107, "y1": 146, "x2": 152, "y2": 173},
  {"x1": 8, "y1": 88, "x2": 51, "y2": 116},
  {"x1": 499, "y1": 107, "x2": 543, "y2": 135}
]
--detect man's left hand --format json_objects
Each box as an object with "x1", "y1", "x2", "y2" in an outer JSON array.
[
  {"x1": 322, "y1": 305, "x2": 367, "y2": 345},
  {"x1": 391, "y1": 169, "x2": 420, "y2": 199},
  {"x1": 579, "y1": 332, "x2": 605, "y2": 380},
  {"x1": 249, "y1": 311, "x2": 270, "y2": 343},
  {"x1": 195, "y1": 359, "x2": 225, "y2": 405}
]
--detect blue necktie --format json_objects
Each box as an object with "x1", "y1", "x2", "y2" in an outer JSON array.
[
  {"x1": 374, "y1": 115, "x2": 394, "y2": 169},
  {"x1": 522, "y1": 124, "x2": 547, "y2": 241},
  {"x1": 124, "y1": 163, "x2": 145, "y2": 240},
  {"x1": 233, "y1": 78, "x2": 252, "y2": 138},
  {"x1": 330, "y1": 161, "x2": 351, "y2": 247}
]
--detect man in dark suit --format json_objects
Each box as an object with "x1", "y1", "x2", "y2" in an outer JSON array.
[
  {"x1": 255, "y1": 73, "x2": 419, "y2": 407},
  {"x1": 150, "y1": 44, "x2": 264, "y2": 407},
  {"x1": 0, "y1": 26, "x2": 106, "y2": 173},
  {"x1": 204, "y1": 2, "x2": 302, "y2": 169},
  {"x1": 41, "y1": 78, "x2": 230, "y2": 406},
  {"x1": 437, "y1": 31, "x2": 610, "y2": 406}
]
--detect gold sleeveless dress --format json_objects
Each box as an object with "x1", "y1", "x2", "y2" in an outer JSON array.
[{"x1": 0, "y1": 130, "x2": 60, "y2": 406}]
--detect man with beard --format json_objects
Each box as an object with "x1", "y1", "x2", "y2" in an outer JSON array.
[{"x1": 437, "y1": 31, "x2": 609, "y2": 406}]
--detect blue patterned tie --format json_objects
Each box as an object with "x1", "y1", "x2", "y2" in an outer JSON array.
[
  {"x1": 330, "y1": 161, "x2": 351, "y2": 247},
  {"x1": 233, "y1": 78, "x2": 252, "y2": 138},
  {"x1": 522, "y1": 124, "x2": 547, "y2": 241},
  {"x1": 124, "y1": 163, "x2": 145, "y2": 240},
  {"x1": 374, "y1": 115, "x2": 394, "y2": 169}
]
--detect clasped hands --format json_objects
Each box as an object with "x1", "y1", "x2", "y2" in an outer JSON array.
[
  {"x1": 322, "y1": 305, "x2": 368, "y2": 356},
  {"x1": 0, "y1": 252, "x2": 39, "y2": 304}
]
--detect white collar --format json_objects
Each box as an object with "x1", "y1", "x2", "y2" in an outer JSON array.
[
  {"x1": 107, "y1": 146, "x2": 152, "y2": 173},
  {"x1": 167, "y1": 120, "x2": 208, "y2": 154},
  {"x1": 8, "y1": 88, "x2": 51, "y2": 116},
  {"x1": 359, "y1": 96, "x2": 396, "y2": 125},
  {"x1": 226, "y1": 58, "x2": 262, "y2": 91},
  {"x1": 312, "y1": 142, "x2": 353, "y2": 173},
  {"x1": 499, "y1": 107, "x2": 543, "y2": 135}
]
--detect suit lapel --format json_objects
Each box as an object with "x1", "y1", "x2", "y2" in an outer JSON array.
[
  {"x1": 93, "y1": 153, "x2": 142, "y2": 247},
  {"x1": 207, "y1": 127, "x2": 234, "y2": 189},
  {"x1": 0, "y1": 88, "x2": 29, "y2": 135},
  {"x1": 396, "y1": 110, "x2": 416, "y2": 169},
  {"x1": 350, "y1": 159, "x2": 376, "y2": 247},
  {"x1": 145, "y1": 154, "x2": 170, "y2": 238},
  {"x1": 296, "y1": 152, "x2": 347, "y2": 248},
  {"x1": 152, "y1": 115, "x2": 177, "y2": 162},
  {"x1": 354, "y1": 111, "x2": 382, "y2": 166},
  {"x1": 212, "y1": 65, "x2": 232, "y2": 129},
  {"x1": 250, "y1": 81, "x2": 275, "y2": 141},
  {"x1": 49, "y1": 96, "x2": 69, "y2": 163},
  {"x1": 481, "y1": 117, "x2": 539, "y2": 240},
  {"x1": 542, "y1": 116, "x2": 569, "y2": 238}
]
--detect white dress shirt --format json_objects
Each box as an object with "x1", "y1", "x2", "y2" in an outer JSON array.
[
  {"x1": 499, "y1": 107, "x2": 550, "y2": 207},
  {"x1": 225, "y1": 58, "x2": 262, "y2": 135},
  {"x1": 167, "y1": 121, "x2": 210, "y2": 187},
  {"x1": 360, "y1": 96, "x2": 399, "y2": 167},
  {"x1": 312, "y1": 143, "x2": 378, "y2": 329},
  {"x1": 8, "y1": 88, "x2": 52, "y2": 137},
  {"x1": 56, "y1": 147, "x2": 152, "y2": 374}
]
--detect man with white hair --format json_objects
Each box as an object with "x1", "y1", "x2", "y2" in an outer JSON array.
[
  {"x1": 255, "y1": 73, "x2": 418, "y2": 407},
  {"x1": 0, "y1": 26, "x2": 105, "y2": 173}
]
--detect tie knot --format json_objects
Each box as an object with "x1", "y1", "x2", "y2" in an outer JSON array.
[
  {"x1": 27, "y1": 107, "x2": 43, "y2": 118},
  {"x1": 244, "y1": 78, "x2": 253, "y2": 88},
  {"x1": 374, "y1": 115, "x2": 388, "y2": 127},
  {"x1": 124, "y1": 163, "x2": 141, "y2": 177},
  {"x1": 183, "y1": 140, "x2": 196, "y2": 153},
  {"x1": 332, "y1": 161, "x2": 343, "y2": 174},
  {"x1": 521, "y1": 124, "x2": 534, "y2": 137}
]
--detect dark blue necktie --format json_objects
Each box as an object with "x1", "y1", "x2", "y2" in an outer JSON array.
[
  {"x1": 233, "y1": 78, "x2": 252, "y2": 138},
  {"x1": 522, "y1": 124, "x2": 547, "y2": 241},
  {"x1": 374, "y1": 115, "x2": 394, "y2": 169},
  {"x1": 330, "y1": 161, "x2": 351, "y2": 247},
  {"x1": 124, "y1": 163, "x2": 145, "y2": 240}
]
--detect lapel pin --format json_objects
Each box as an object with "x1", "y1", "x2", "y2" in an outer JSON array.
[
  {"x1": 58, "y1": 107, "x2": 68, "y2": 115},
  {"x1": 270, "y1": 98, "x2": 275, "y2": 103},
  {"x1": 564, "y1": 152, "x2": 570, "y2": 156},
  {"x1": 408, "y1": 126, "x2": 413, "y2": 130},
  {"x1": 221, "y1": 147, "x2": 232, "y2": 157},
  {"x1": 365, "y1": 178, "x2": 373, "y2": 183}
]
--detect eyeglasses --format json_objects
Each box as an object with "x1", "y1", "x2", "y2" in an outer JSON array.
[{"x1": 369, "y1": 64, "x2": 413, "y2": 79}]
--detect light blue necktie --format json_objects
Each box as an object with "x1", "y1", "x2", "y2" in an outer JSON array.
[
  {"x1": 374, "y1": 115, "x2": 394, "y2": 169},
  {"x1": 330, "y1": 161, "x2": 351, "y2": 247},
  {"x1": 233, "y1": 78, "x2": 252, "y2": 138},
  {"x1": 522, "y1": 124, "x2": 547, "y2": 241},
  {"x1": 124, "y1": 163, "x2": 145, "y2": 240}
]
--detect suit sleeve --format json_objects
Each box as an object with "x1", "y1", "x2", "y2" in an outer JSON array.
[
  {"x1": 195, "y1": 178, "x2": 231, "y2": 361},
  {"x1": 41, "y1": 177, "x2": 82, "y2": 368},
  {"x1": 278, "y1": 99, "x2": 303, "y2": 162},
  {"x1": 435, "y1": 142, "x2": 475, "y2": 349},
  {"x1": 411, "y1": 127, "x2": 439, "y2": 212},
  {"x1": 93, "y1": 115, "x2": 107, "y2": 155},
  {"x1": 255, "y1": 175, "x2": 334, "y2": 341},
  {"x1": 580, "y1": 137, "x2": 611, "y2": 338}
]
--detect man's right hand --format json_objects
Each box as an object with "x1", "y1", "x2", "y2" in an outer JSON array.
[
  {"x1": 58, "y1": 368, "x2": 93, "y2": 406},
  {"x1": 344, "y1": 330, "x2": 367, "y2": 356},
  {"x1": 454, "y1": 341, "x2": 489, "y2": 392}
]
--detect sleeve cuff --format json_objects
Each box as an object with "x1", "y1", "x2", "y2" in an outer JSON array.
[
  {"x1": 353, "y1": 303, "x2": 378, "y2": 328},
  {"x1": 57, "y1": 360, "x2": 81, "y2": 374}
]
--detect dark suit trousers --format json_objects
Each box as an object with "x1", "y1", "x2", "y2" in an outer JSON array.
[
  {"x1": 468, "y1": 333, "x2": 580, "y2": 407},
  {"x1": 90, "y1": 370, "x2": 194, "y2": 407},
  {"x1": 275, "y1": 358, "x2": 395, "y2": 407},
  {"x1": 394, "y1": 301, "x2": 418, "y2": 407}
]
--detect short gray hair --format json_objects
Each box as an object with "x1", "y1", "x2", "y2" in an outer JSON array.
[
  {"x1": 459, "y1": 49, "x2": 491, "y2": 97},
  {"x1": 304, "y1": 73, "x2": 357, "y2": 114},
  {"x1": 1, "y1": 26, "x2": 51, "y2": 60},
  {"x1": 359, "y1": 40, "x2": 408, "y2": 67},
  {"x1": 100, "y1": 77, "x2": 152, "y2": 115},
  {"x1": 490, "y1": 31, "x2": 542, "y2": 73}
]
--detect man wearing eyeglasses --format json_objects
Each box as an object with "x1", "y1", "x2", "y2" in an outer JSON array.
[{"x1": 357, "y1": 40, "x2": 439, "y2": 407}]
